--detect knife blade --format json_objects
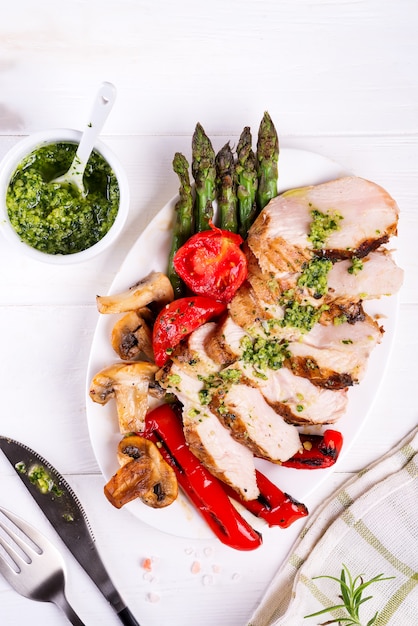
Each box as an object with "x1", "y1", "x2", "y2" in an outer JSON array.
[{"x1": 0, "y1": 435, "x2": 140, "y2": 626}]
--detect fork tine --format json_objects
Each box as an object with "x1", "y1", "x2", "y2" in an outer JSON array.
[
  {"x1": 0, "y1": 507, "x2": 85, "y2": 626},
  {"x1": 0, "y1": 509, "x2": 58, "y2": 599},
  {"x1": 0, "y1": 509, "x2": 44, "y2": 578},
  {"x1": 0, "y1": 512, "x2": 41, "y2": 573},
  {"x1": 0, "y1": 507, "x2": 43, "y2": 551},
  {"x1": 0, "y1": 534, "x2": 26, "y2": 574}
]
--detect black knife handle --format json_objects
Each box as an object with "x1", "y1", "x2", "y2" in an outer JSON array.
[{"x1": 117, "y1": 607, "x2": 141, "y2": 626}]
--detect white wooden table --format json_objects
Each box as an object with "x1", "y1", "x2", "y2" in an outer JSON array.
[{"x1": 0, "y1": 2, "x2": 417, "y2": 624}]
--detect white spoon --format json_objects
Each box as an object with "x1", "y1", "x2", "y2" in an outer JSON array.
[{"x1": 52, "y1": 81, "x2": 117, "y2": 195}]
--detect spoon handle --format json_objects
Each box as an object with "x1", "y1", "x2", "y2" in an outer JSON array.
[{"x1": 75, "y1": 81, "x2": 117, "y2": 165}]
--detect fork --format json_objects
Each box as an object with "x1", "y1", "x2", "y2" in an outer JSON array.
[{"x1": 0, "y1": 506, "x2": 85, "y2": 625}]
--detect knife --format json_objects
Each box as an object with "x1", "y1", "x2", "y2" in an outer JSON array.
[{"x1": 0, "y1": 435, "x2": 140, "y2": 626}]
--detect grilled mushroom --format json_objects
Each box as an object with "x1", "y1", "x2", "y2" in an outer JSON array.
[
  {"x1": 89, "y1": 361, "x2": 159, "y2": 433},
  {"x1": 96, "y1": 271, "x2": 174, "y2": 314},
  {"x1": 104, "y1": 435, "x2": 178, "y2": 509},
  {"x1": 111, "y1": 308, "x2": 154, "y2": 361}
]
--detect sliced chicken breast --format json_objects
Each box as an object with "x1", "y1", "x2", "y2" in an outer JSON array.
[
  {"x1": 204, "y1": 315, "x2": 249, "y2": 365},
  {"x1": 157, "y1": 361, "x2": 259, "y2": 500},
  {"x1": 209, "y1": 381, "x2": 302, "y2": 462},
  {"x1": 206, "y1": 304, "x2": 380, "y2": 389},
  {"x1": 231, "y1": 361, "x2": 348, "y2": 424},
  {"x1": 171, "y1": 322, "x2": 221, "y2": 376},
  {"x1": 183, "y1": 404, "x2": 259, "y2": 501},
  {"x1": 286, "y1": 313, "x2": 383, "y2": 387},
  {"x1": 327, "y1": 250, "x2": 403, "y2": 301},
  {"x1": 228, "y1": 281, "x2": 287, "y2": 336},
  {"x1": 246, "y1": 246, "x2": 403, "y2": 309},
  {"x1": 248, "y1": 176, "x2": 399, "y2": 272}
]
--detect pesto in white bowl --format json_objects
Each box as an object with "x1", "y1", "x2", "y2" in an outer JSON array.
[{"x1": 0, "y1": 129, "x2": 129, "y2": 264}]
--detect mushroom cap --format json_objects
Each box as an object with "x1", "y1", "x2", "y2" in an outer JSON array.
[
  {"x1": 110, "y1": 309, "x2": 154, "y2": 361},
  {"x1": 104, "y1": 435, "x2": 178, "y2": 509}
]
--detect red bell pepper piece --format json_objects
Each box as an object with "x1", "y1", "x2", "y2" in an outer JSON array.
[
  {"x1": 223, "y1": 470, "x2": 308, "y2": 528},
  {"x1": 142, "y1": 404, "x2": 262, "y2": 551},
  {"x1": 281, "y1": 429, "x2": 343, "y2": 469},
  {"x1": 152, "y1": 296, "x2": 227, "y2": 367},
  {"x1": 173, "y1": 223, "x2": 248, "y2": 303}
]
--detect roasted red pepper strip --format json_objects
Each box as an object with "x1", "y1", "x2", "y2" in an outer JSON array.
[
  {"x1": 142, "y1": 404, "x2": 262, "y2": 551},
  {"x1": 173, "y1": 223, "x2": 248, "y2": 303},
  {"x1": 223, "y1": 470, "x2": 308, "y2": 528},
  {"x1": 281, "y1": 429, "x2": 343, "y2": 469},
  {"x1": 152, "y1": 296, "x2": 227, "y2": 367}
]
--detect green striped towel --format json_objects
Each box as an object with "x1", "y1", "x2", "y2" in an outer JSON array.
[{"x1": 248, "y1": 425, "x2": 418, "y2": 626}]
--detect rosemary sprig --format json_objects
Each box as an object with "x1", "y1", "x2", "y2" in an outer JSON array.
[{"x1": 304, "y1": 564, "x2": 395, "y2": 625}]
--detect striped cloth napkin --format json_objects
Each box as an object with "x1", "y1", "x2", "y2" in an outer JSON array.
[{"x1": 247, "y1": 425, "x2": 418, "y2": 626}]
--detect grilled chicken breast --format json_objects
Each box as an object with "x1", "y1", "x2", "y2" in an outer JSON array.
[
  {"x1": 326, "y1": 250, "x2": 404, "y2": 301},
  {"x1": 246, "y1": 247, "x2": 403, "y2": 310},
  {"x1": 248, "y1": 176, "x2": 399, "y2": 273},
  {"x1": 204, "y1": 315, "x2": 248, "y2": 365},
  {"x1": 285, "y1": 314, "x2": 383, "y2": 388},
  {"x1": 209, "y1": 380, "x2": 302, "y2": 462},
  {"x1": 206, "y1": 307, "x2": 382, "y2": 389},
  {"x1": 157, "y1": 324, "x2": 260, "y2": 500},
  {"x1": 234, "y1": 361, "x2": 348, "y2": 424},
  {"x1": 157, "y1": 360, "x2": 259, "y2": 500}
]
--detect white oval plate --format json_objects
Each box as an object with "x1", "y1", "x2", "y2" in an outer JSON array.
[{"x1": 86, "y1": 148, "x2": 399, "y2": 540}]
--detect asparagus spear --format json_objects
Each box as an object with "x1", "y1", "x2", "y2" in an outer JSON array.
[
  {"x1": 236, "y1": 127, "x2": 258, "y2": 237},
  {"x1": 167, "y1": 152, "x2": 194, "y2": 298},
  {"x1": 256, "y1": 111, "x2": 279, "y2": 212},
  {"x1": 192, "y1": 122, "x2": 216, "y2": 232},
  {"x1": 215, "y1": 142, "x2": 238, "y2": 233}
]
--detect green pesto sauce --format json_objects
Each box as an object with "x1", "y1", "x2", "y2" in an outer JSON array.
[
  {"x1": 241, "y1": 335, "x2": 290, "y2": 375},
  {"x1": 308, "y1": 208, "x2": 343, "y2": 249},
  {"x1": 297, "y1": 257, "x2": 333, "y2": 298},
  {"x1": 197, "y1": 368, "x2": 242, "y2": 405},
  {"x1": 348, "y1": 256, "x2": 364, "y2": 275},
  {"x1": 27, "y1": 463, "x2": 63, "y2": 496},
  {"x1": 279, "y1": 298, "x2": 329, "y2": 333},
  {"x1": 6, "y1": 142, "x2": 120, "y2": 255}
]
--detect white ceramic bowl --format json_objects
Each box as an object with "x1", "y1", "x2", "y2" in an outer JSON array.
[{"x1": 0, "y1": 128, "x2": 129, "y2": 264}]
